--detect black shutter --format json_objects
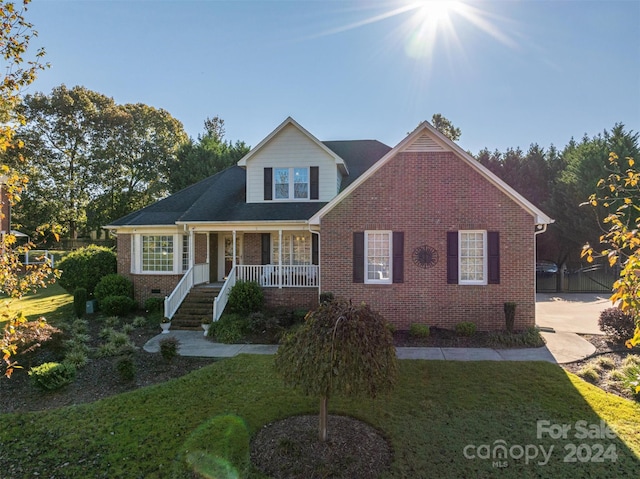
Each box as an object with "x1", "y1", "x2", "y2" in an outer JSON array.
[
  {"x1": 447, "y1": 231, "x2": 459, "y2": 284},
  {"x1": 310, "y1": 166, "x2": 319, "y2": 200},
  {"x1": 488, "y1": 231, "x2": 500, "y2": 284},
  {"x1": 353, "y1": 232, "x2": 364, "y2": 283},
  {"x1": 264, "y1": 168, "x2": 272, "y2": 201},
  {"x1": 312, "y1": 234, "x2": 319, "y2": 265},
  {"x1": 261, "y1": 233, "x2": 271, "y2": 265},
  {"x1": 392, "y1": 231, "x2": 404, "y2": 283}
]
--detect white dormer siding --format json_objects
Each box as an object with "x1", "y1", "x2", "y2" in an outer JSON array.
[{"x1": 244, "y1": 123, "x2": 340, "y2": 203}]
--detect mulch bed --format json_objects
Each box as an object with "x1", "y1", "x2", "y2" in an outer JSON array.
[
  {"x1": 560, "y1": 334, "x2": 639, "y2": 400},
  {"x1": 251, "y1": 415, "x2": 392, "y2": 479},
  {"x1": 0, "y1": 321, "x2": 214, "y2": 415}
]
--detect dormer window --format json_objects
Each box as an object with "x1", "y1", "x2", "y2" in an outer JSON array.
[
  {"x1": 264, "y1": 166, "x2": 319, "y2": 201},
  {"x1": 274, "y1": 167, "x2": 309, "y2": 200}
]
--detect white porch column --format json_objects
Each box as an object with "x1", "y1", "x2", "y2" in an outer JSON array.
[
  {"x1": 188, "y1": 228, "x2": 195, "y2": 269},
  {"x1": 278, "y1": 229, "x2": 283, "y2": 289},
  {"x1": 232, "y1": 230, "x2": 237, "y2": 270}
]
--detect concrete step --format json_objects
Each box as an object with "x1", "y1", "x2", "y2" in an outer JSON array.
[{"x1": 171, "y1": 285, "x2": 219, "y2": 330}]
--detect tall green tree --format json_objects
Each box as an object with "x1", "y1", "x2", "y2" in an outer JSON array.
[
  {"x1": 87, "y1": 102, "x2": 187, "y2": 230},
  {"x1": 431, "y1": 113, "x2": 461, "y2": 141},
  {"x1": 167, "y1": 116, "x2": 249, "y2": 193},
  {"x1": 15, "y1": 85, "x2": 112, "y2": 239},
  {"x1": 553, "y1": 124, "x2": 639, "y2": 264},
  {"x1": 10, "y1": 85, "x2": 188, "y2": 238}
]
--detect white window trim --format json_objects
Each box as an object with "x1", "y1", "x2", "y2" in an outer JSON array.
[
  {"x1": 365, "y1": 230, "x2": 392, "y2": 285},
  {"x1": 131, "y1": 233, "x2": 189, "y2": 275},
  {"x1": 273, "y1": 167, "x2": 310, "y2": 201},
  {"x1": 271, "y1": 232, "x2": 312, "y2": 265},
  {"x1": 458, "y1": 230, "x2": 487, "y2": 286}
]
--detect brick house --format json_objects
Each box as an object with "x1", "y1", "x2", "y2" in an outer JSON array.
[{"x1": 106, "y1": 117, "x2": 553, "y2": 330}]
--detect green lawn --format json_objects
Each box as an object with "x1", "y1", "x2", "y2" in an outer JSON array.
[
  {"x1": 0, "y1": 357, "x2": 638, "y2": 478},
  {"x1": 1, "y1": 282, "x2": 73, "y2": 324}
]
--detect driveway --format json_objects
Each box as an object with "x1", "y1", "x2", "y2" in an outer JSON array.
[
  {"x1": 536, "y1": 293, "x2": 611, "y2": 334},
  {"x1": 535, "y1": 293, "x2": 612, "y2": 363}
]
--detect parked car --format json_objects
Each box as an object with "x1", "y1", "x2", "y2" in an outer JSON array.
[{"x1": 536, "y1": 261, "x2": 558, "y2": 275}]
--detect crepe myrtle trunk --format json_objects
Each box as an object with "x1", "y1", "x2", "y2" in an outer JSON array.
[{"x1": 319, "y1": 395, "x2": 328, "y2": 442}]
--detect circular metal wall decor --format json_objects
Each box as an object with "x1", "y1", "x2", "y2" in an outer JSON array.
[{"x1": 412, "y1": 245, "x2": 438, "y2": 269}]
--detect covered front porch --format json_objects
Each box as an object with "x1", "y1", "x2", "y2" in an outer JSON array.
[{"x1": 164, "y1": 226, "x2": 320, "y2": 321}]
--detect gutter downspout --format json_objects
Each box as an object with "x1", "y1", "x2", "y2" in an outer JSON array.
[{"x1": 534, "y1": 223, "x2": 549, "y2": 307}]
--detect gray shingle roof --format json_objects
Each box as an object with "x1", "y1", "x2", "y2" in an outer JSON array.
[{"x1": 107, "y1": 139, "x2": 391, "y2": 227}]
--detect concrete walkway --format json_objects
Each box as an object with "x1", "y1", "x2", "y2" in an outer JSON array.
[
  {"x1": 144, "y1": 330, "x2": 557, "y2": 363},
  {"x1": 144, "y1": 294, "x2": 612, "y2": 364}
]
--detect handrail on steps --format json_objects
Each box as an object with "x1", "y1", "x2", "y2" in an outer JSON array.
[
  {"x1": 164, "y1": 263, "x2": 209, "y2": 319},
  {"x1": 213, "y1": 266, "x2": 236, "y2": 322}
]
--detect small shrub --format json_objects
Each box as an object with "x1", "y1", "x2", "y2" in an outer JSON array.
[
  {"x1": 211, "y1": 313, "x2": 249, "y2": 344},
  {"x1": 227, "y1": 280, "x2": 264, "y2": 315},
  {"x1": 599, "y1": 308, "x2": 636, "y2": 342},
  {"x1": 488, "y1": 327, "x2": 545, "y2": 348},
  {"x1": 319, "y1": 292, "x2": 334, "y2": 304},
  {"x1": 110, "y1": 331, "x2": 133, "y2": 348},
  {"x1": 594, "y1": 356, "x2": 616, "y2": 370},
  {"x1": 622, "y1": 355, "x2": 640, "y2": 368},
  {"x1": 64, "y1": 350, "x2": 89, "y2": 369},
  {"x1": 105, "y1": 316, "x2": 120, "y2": 328},
  {"x1": 70, "y1": 319, "x2": 89, "y2": 335},
  {"x1": 29, "y1": 362, "x2": 76, "y2": 391},
  {"x1": 577, "y1": 365, "x2": 600, "y2": 383},
  {"x1": 121, "y1": 323, "x2": 134, "y2": 335},
  {"x1": 100, "y1": 295, "x2": 137, "y2": 317},
  {"x1": 65, "y1": 340, "x2": 90, "y2": 356},
  {"x1": 409, "y1": 323, "x2": 430, "y2": 338},
  {"x1": 115, "y1": 355, "x2": 136, "y2": 381},
  {"x1": 455, "y1": 321, "x2": 477, "y2": 337},
  {"x1": 504, "y1": 302, "x2": 517, "y2": 333},
  {"x1": 95, "y1": 274, "x2": 134, "y2": 303},
  {"x1": 73, "y1": 288, "x2": 87, "y2": 318},
  {"x1": 293, "y1": 309, "x2": 309, "y2": 323},
  {"x1": 609, "y1": 369, "x2": 627, "y2": 382},
  {"x1": 96, "y1": 343, "x2": 119, "y2": 358},
  {"x1": 386, "y1": 322, "x2": 397, "y2": 334},
  {"x1": 159, "y1": 337, "x2": 179, "y2": 362},
  {"x1": 132, "y1": 316, "x2": 146, "y2": 328},
  {"x1": 57, "y1": 245, "x2": 117, "y2": 295},
  {"x1": 144, "y1": 297, "x2": 164, "y2": 313},
  {"x1": 66, "y1": 333, "x2": 91, "y2": 345},
  {"x1": 99, "y1": 327, "x2": 116, "y2": 340}
]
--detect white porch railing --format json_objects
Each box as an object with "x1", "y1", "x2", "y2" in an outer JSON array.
[
  {"x1": 164, "y1": 263, "x2": 209, "y2": 319},
  {"x1": 213, "y1": 266, "x2": 236, "y2": 322},
  {"x1": 237, "y1": 264, "x2": 319, "y2": 288},
  {"x1": 211, "y1": 264, "x2": 319, "y2": 321}
]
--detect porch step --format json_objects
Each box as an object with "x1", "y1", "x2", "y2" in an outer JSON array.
[{"x1": 170, "y1": 285, "x2": 220, "y2": 330}]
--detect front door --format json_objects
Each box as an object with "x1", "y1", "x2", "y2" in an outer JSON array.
[{"x1": 223, "y1": 234, "x2": 242, "y2": 278}]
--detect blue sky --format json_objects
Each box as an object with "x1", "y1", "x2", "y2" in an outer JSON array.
[{"x1": 25, "y1": 0, "x2": 640, "y2": 154}]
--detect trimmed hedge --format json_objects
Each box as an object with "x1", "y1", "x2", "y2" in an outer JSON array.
[
  {"x1": 95, "y1": 274, "x2": 134, "y2": 303},
  {"x1": 58, "y1": 245, "x2": 116, "y2": 295},
  {"x1": 100, "y1": 295, "x2": 137, "y2": 317}
]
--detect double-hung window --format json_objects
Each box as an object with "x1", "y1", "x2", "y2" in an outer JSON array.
[
  {"x1": 459, "y1": 230, "x2": 487, "y2": 285},
  {"x1": 182, "y1": 235, "x2": 189, "y2": 272},
  {"x1": 142, "y1": 235, "x2": 174, "y2": 272},
  {"x1": 365, "y1": 231, "x2": 392, "y2": 284},
  {"x1": 274, "y1": 167, "x2": 309, "y2": 200}
]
